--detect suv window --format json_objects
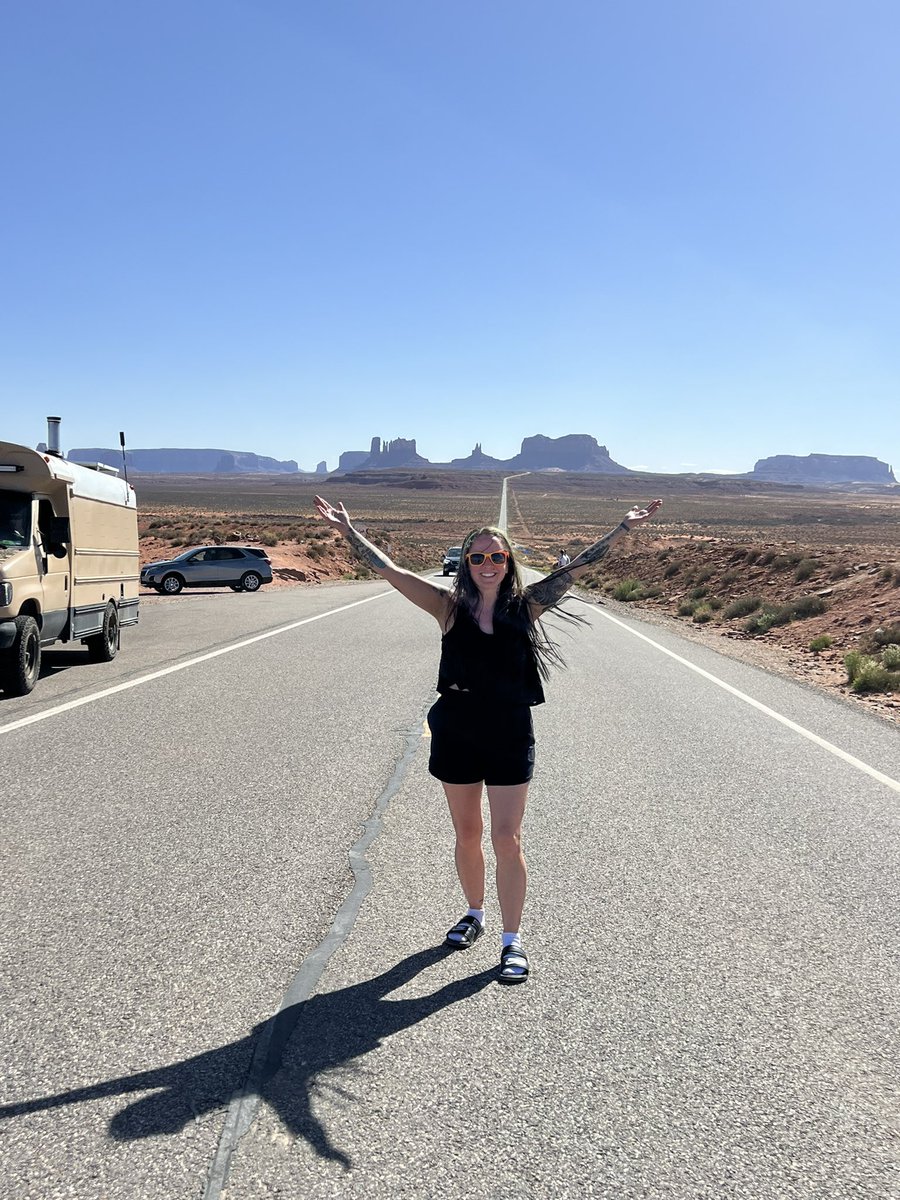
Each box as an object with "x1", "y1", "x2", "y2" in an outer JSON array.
[
  {"x1": 218, "y1": 547, "x2": 245, "y2": 559},
  {"x1": 245, "y1": 548, "x2": 269, "y2": 559}
]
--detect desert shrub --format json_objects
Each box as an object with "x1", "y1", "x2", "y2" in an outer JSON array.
[
  {"x1": 730, "y1": 548, "x2": 748, "y2": 561},
  {"x1": 756, "y1": 550, "x2": 775, "y2": 566},
  {"x1": 708, "y1": 596, "x2": 723, "y2": 611},
  {"x1": 644, "y1": 584, "x2": 663, "y2": 598},
  {"x1": 791, "y1": 595, "x2": 827, "y2": 620},
  {"x1": 613, "y1": 578, "x2": 645, "y2": 602},
  {"x1": 744, "y1": 549, "x2": 761, "y2": 565},
  {"x1": 696, "y1": 568, "x2": 714, "y2": 583},
  {"x1": 259, "y1": 532, "x2": 278, "y2": 547},
  {"x1": 723, "y1": 594, "x2": 762, "y2": 619},
  {"x1": 692, "y1": 606, "x2": 713, "y2": 624},
  {"x1": 721, "y1": 569, "x2": 740, "y2": 584},
  {"x1": 678, "y1": 600, "x2": 697, "y2": 616},
  {"x1": 794, "y1": 558, "x2": 818, "y2": 581},
  {"x1": 663, "y1": 562, "x2": 681, "y2": 579},
  {"x1": 829, "y1": 564, "x2": 850, "y2": 580},
  {"x1": 744, "y1": 597, "x2": 825, "y2": 634},
  {"x1": 878, "y1": 566, "x2": 894, "y2": 582},
  {"x1": 744, "y1": 606, "x2": 780, "y2": 635},
  {"x1": 688, "y1": 585, "x2": 708, "y2": 600},
  {"x1": 882, "y1": 644, "x2": 900, "y2": 670},
  {"x1": 772, "y1": 553, "x2": 797, "y2": 570},
  {"x1": 844, "y1": 650, "x2": 865, "y2": 683},
  {"x1": 847, "y1": 656, "x2": 900, "y2": 694},
  {"x1": 872, "y1": 624, "x2": 900, "y2": 647},
  {"x1": 809, "y1": 635, "x2": 833, "y2": 652},
  {"x1": 656, "y1": 548, "x2": 671, "y2": 560}
]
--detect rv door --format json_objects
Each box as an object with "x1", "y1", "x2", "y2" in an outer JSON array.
[{"x1": 36, "y1": 498, "x2": 71, "y2": 642}]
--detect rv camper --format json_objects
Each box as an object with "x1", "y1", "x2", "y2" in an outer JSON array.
[{"x1": 0, "y1": 418, "x2": 139, "y2": 696}]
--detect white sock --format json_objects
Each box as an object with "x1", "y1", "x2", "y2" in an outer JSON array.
[
  {"x1": 467, "y1": 907, "x2": 485, "y2": 926},
  {"x1": 501, "y1": 930, "x2": 522, "y2": 949}
]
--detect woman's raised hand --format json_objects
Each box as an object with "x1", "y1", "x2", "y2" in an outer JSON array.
[
  {"x1": 314, "y1": 495, "x2": 351, "y2": 531},
  {"x1": 623, "y1": 498, "x2": 663, "y2": 528}
]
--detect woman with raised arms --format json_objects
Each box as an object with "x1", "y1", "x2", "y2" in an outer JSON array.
[{"x1": 314, "y1": 495, "x2": 662, "y2": 983}]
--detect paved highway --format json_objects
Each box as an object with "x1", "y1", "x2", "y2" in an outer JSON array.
[{"x1": 2, "y1": 579, "x2": 899, "y2": 1199}]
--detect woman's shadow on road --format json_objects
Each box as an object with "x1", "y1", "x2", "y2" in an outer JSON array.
[{"x1": 1, "y1": 946, "x2": 495, "y2": 1169}]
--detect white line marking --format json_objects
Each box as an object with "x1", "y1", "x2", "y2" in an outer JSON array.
[
  {"x1": 591, "y1": 606, "x2": 900, "y2": 795},
  {"x1": 0, "y1": 590, "x2": 394, "y2": 737}
]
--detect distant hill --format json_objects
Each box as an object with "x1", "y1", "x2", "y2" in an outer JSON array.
[
  {"x1": 68, "y1": 448, "x2": 299, "y2": 474},
  {"x1": 750, "y1": 454, "x2": 896, "y2": 486}
]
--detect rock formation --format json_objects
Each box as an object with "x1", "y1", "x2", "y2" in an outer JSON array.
[
  {"x1": 315, "y1": 461, "x2": 328, "y2": 474},
  {"x1": 338, "y1": 450, "x2": 371, "y2": 472},
  {"x1": 337, "y1": 433, "x2": 632, "y2": 474},
  {"x1": 68, "y1": 448, "x2": 299, "y2": 473},
  {"x1": 354, "y1": 437, "x2": 430, "y2": 470},
  {"x1": 751, "y1": 454, "x2": 896, "y2": 485},
  {"x1": 507, "y1": 434, "x2": 630, "y2": 473},
  {"x1": 449, "y1": 442, "x2": 505, "y2": 468}
]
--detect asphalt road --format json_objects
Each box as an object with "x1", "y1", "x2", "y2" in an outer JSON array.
[{"x1": 2, "y1": 579, "x2": 899, "y2": 1199}]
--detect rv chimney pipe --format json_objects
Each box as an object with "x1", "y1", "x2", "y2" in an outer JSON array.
[{"x1": 46, "y1": 417, "x2": 62, "y2": 457}]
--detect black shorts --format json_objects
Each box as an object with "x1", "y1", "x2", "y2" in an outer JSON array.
[{"x1": 427, "y1": 693, "x2": 536, "y2": 786}]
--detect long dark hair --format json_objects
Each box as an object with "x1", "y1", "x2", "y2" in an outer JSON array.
[{"x1": 448, "y1": 526, "x2": 579, "y2": 681}]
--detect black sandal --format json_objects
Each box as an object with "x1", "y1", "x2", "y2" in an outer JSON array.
[
  {"x1": 498, "y1": 943, "x2": 529, "y2": 984},
  {"x1": 445, "y1": 915, "x2": 484, "y2": 949}
]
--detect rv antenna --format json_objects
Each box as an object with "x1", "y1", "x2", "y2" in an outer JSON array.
[{"x1": 119, "y1": 432, "x2": 129, "y2": 483}]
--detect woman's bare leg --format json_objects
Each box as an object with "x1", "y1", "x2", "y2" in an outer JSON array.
[
  {"x1": 486, "y1": 783, "x2": 529, "y2": 933},
  {"x1": 442, "y1": 781, "x2": 486, "y2": 908}
]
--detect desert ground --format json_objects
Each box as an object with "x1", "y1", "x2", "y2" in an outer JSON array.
[{"x1": 134, "y1": 470, "x2": 900, "y2": 725}]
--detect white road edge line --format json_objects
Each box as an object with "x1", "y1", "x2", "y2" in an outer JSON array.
[
  {"x1": 0, "y1": 590, "x2": 394, "y2": 737},
  {"x1": 592, "y1": 606, "x2": 900, "y2": 796}
]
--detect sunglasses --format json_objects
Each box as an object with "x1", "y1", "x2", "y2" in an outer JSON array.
[{"x1": 466, "y1": 550, "x2": 510, "y2": 566}]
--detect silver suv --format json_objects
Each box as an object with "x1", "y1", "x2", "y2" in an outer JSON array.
[
  {"x1": 442, "y1": 546, "x2": 462, "y2": 576},
  {"x1": 141, "y1": 546, "x2": 273, "y2": 594}
]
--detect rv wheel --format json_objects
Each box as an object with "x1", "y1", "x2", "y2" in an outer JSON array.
[
  {"x1": 86, "y1": 603, "x2": 119, "y2": 662},
  {"x1": 161, "y1": 574, "x2": 184, "y2": 595},
  {"x1": 0, "y1": 615, "x2": 41, "y2": 696}
]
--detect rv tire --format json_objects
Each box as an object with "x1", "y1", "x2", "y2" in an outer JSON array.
[
  {"x1": 86, "y1": 603, "x2": 119, "y2": 662},
  {"x1": 0, "y1": 615, "x2": 41, "y2": 696}
]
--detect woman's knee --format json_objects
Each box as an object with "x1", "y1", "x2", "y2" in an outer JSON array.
[
  {"x1": 491, "y1": 827, "x2": 523, "y2": 860},
  {"x1": 454, "y1": 819, "x2": 484, "y2": 847}
]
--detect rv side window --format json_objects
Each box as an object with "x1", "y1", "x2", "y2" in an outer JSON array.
[
  {"x1": 0, "y1": 492, "x2": 31, "y2": 549},
  {"x1": 38, "y1": 499, "x2": 55, "y2": 545}
]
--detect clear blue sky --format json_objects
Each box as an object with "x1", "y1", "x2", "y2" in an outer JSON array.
[{"x1": 2, "y1": 1, "x2": 898, "y2": 475}]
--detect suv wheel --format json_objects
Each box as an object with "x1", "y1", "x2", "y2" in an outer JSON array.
[
  {"x1": 241, "y1": 572, "x2": 262, "y2": 592},
  {"x1": 161, "y1": 573, "x2": 184, "y2": 595}
]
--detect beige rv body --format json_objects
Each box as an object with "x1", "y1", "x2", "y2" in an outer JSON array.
[{"x1": 0, "y1": 440, "x2": 139, "y2": 694}]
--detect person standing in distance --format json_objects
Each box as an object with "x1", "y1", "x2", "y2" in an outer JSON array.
[{"x1": 314, "y1": 495, "x2": 663, "y2": 982}]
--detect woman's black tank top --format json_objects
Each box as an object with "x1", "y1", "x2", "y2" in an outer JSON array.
[{"x1": 436, "y1": 602, "x2": 545, "y2": 706}]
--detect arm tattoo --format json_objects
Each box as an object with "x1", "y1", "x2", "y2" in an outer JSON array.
[
  {"x1": 576, "y1": 524, "x2": 627, "y2": 567},
  {"x1": 345, "y1": 526, "x2": 389, "y2": 570},
  {"x1": 526, "y1": 522, "x2": 630, "y2": 608},
  {"x1": 526, "y1": 570, "x2": 574, "y2": 609}
]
